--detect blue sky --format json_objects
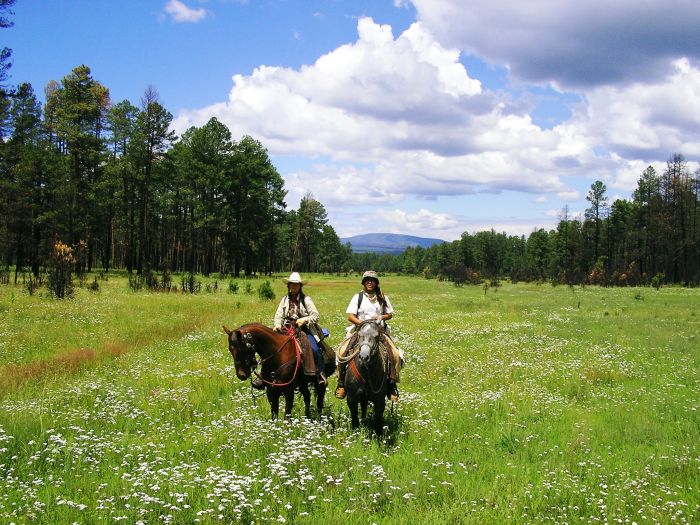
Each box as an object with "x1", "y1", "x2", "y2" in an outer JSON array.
[{"x1": 6, "y1": 0, "x2": 700, "y2": 240}]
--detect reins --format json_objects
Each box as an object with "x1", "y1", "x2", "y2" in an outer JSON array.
[
  {"x1": 337, "y1": 342, "x2": 362, "y2": 364},
  {"x1": 240, "y1": 326, "x2": 301, "y2": 388},
  {"x1": 347, "y1": 323, "x2": 387, "y2": 396}
]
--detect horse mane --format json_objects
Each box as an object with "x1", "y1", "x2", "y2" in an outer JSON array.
[
  {"x1": 238, "y1": 323, "x2": 290, "y2": 344},
  {"x1": 239, "y1": 322, "x2": 276, "y2": 334}
]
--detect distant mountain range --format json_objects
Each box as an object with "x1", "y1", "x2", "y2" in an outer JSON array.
[{"x1": 340, "y1": 233, "x2": 445, "y2": 254}]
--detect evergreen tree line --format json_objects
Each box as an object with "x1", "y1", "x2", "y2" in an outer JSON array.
[
  {"x1": 0, "y1": 65, "x2": 352, "y2": 281},
  {"x1": 1, "y1": 59, "x2": 698, "y2": 286},
  {"x1": 350, "y1": 156, "x2": 700, "y2": 287}
]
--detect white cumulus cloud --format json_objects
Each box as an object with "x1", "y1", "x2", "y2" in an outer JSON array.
[
  {"x1": 163, "y1": 0, "x2": 206, "y2": 23},
  {"x1": 171, "y1": 11, "x2": 700, "y2": 238},
  {"x1": 408, "y1": 0, "x2": 700, "y2": 89}
]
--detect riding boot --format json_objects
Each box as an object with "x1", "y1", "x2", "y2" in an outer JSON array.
[
  {"x1": 335, "y1": 364, "x2": 346, "y2": 399},
  {"x1": 388, "y1": 382, "x2": 399, "y2": 401},
  {"x1": 388, "y1": 365, "x2": 399, "y2": 401}
]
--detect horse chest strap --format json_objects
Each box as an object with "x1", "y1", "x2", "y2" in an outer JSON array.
[{"x1": 349, "y1": 359, "x2": 365, "y2": 384}]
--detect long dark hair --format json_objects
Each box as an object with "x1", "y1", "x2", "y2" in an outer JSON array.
[{"x1": 375, "y1": 285, "x2": 387, "y2": 310}]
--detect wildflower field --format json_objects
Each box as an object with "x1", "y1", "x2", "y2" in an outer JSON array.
[{"x1": 0, "y1": 274, "x2": 698, "y2": 524}]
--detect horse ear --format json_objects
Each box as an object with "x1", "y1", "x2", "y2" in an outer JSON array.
[
  {"x1": 223, "y1": 325, "x2": 232, "y2": 335},
  {"x1": 233, "y1": 329, "x2": 245, "y2": 350}
]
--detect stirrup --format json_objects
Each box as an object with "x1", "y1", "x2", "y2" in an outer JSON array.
[
  {"x1": 335, "y1": 385, "x2": 346, "y2": 399},
  {"x1": 317, "y1": 372, "x2": 327, "y2": 386}
]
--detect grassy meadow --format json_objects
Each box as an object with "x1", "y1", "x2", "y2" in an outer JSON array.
[{"x1": 0, "y1": 273, "x2": 698, "y2": 524}]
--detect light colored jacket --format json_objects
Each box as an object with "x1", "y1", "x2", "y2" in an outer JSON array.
[{"x1": 273, "y1": 294, "x2": 320, "y2": 335}]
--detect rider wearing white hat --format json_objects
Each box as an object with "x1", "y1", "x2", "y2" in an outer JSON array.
[
  {"x1": 335, "y1": 270, "x2": 402, "y2": 401},
  {"x1": 272, "y1": 272, "x2": 326, "y2": 386},
  {"x1": 282, "y1": 271, "x2": 304, "y2": 285}
]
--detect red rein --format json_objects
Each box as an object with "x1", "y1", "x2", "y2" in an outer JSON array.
[{"x1": 255, "y1": 327, "x2": 301, "y2": 388}]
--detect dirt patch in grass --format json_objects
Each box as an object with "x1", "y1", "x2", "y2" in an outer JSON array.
[
  {"x1": 0, "y1": 314, "x2": 216, "y2": 397},
  {"x1": 0, "y1": 347, "x2": 98, "y2": 394}
]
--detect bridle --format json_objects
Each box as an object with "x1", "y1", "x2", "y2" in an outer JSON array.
[
  {"x1": 232, "y1": 331, "x2": 257, "y2": 373},
  {"x1": 348, "y1": 321, "x2": 386, "y2": 395},
  {"x1": 229, "y1": 326, "x2": 301, "y2": 388}
]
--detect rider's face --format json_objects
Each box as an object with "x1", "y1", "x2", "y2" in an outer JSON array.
[
  {"x1": 363, "y1": 279, "x2": 377, "y2": 292},
  {"x1": 289, "y1": 282, "x2": 301, "y2": 294}
]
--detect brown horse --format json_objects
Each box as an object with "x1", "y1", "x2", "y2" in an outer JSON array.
[{"x1": 223, "y1": 323, "x2": 327, "y2": 419}]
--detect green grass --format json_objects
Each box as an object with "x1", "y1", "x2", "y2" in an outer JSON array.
[{"x1": 0, "y1": 274, "x2": 698, "y2": 524}]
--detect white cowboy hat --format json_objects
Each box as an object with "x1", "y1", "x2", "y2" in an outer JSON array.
[{"x1": 283, "y1": 272, "x2": 305, "y2": 284}]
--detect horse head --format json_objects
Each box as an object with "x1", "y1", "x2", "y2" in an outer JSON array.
[
  {"x1": 357, "y1": 320, "x2": 381, "y2": 367},
  {"x1": 223, "y1": 325, "x2": 257, "y2": 381}
]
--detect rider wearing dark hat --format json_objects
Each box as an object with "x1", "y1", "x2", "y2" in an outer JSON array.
[{"x1": 335, "y1": 270, "x2": 403, "y2": 401}]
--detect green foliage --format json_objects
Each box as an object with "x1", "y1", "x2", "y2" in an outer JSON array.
[
  {"x1": 228, "y1": 280, "x2": 239, "y2": 294},
  {"x1": 257, "y1": 280, "x2": 275, "y2": 301}
]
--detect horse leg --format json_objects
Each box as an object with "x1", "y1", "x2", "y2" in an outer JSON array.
[
  {"x1": 374, "y1": 398, "x2": 386, "y2": 435},
  {"x1": 315, "y1": 383, "x2": 326, "y2": 418},
  {"x1": 361, "y1": 398, "x2": 368, "y2": 421},
  {"x1": 348, "y1": 399, "x2": 360, "y2": 429},
  {"x1": 267, "y1": 388, "x2": 280, "y2": 419},
  {"x1": 299, "y1": 382, "x2": 312, "y2": 418},
  {"x1": 283, "y1": 387, "x2": 295, "y2": 419}
]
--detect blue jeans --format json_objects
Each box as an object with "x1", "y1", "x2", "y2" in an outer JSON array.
[{"x1": 306, "y1": 333, "x2": 323, "y2": 372}]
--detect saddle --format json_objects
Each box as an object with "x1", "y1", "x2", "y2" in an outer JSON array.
[{"x1": 296, "y1": 334, "x2": 336, "y2": 377}]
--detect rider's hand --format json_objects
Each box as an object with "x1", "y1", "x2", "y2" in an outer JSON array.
[
  {"x1": 273, "y1": 325, "x2": 283, "y2": 332},
  {"x1": 374, "y1": 314, "x2": 383, "y2": 321},
  {"x1": 295, "y1": 318, "x2": 305, "y2": 327}
]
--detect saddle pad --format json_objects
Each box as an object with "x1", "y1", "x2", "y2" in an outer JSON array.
[{"x1": 321, "y1": 340, "x2": 335, "y2": 365}]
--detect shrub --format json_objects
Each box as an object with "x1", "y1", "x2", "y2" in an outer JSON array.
[
  {"x1": 244, "y1": 282, "x2": 253, "y2": 295},
  {"x1": 257, "y1": 280, "x2": 275, "y2": 301},
  {"x1": 228, "y1": 281, "x2": 239, "y2": 294},
  {"x1": 181, "y1": 272, "x2": 201, "y2": 294},
  {"x1": 651, "y1": 272, "x2": 664, "y2": 291},
  {"x1": 161, "y1": 269, "x2": 172, "y2": 292},
  {"x1": 47, "y1": 241, "x2": 75, "y2": 299},
  {"x1": 25, "y1": 275, "x2": 40, "y2": 295},
  {"x1": 87, "y1": 277, "x2": 100, "y2": 292},
  {"x1": 128, "y1": 274, "x2": 144, "y2": 291}
]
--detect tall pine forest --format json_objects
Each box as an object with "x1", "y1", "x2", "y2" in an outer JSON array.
[{"x1": 1, "y1": 64, "x2": 699, "y2": 287}]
